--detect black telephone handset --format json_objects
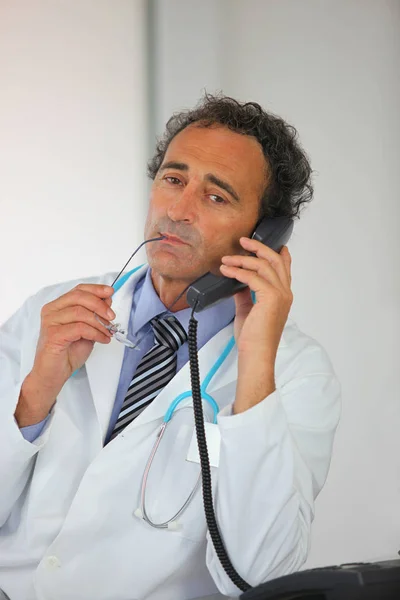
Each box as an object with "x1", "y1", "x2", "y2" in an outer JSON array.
[{"x1": 186, "y1": 216, "x2": 294, "y2": 312}]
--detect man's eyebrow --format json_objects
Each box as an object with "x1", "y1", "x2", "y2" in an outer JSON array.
[
  {"x1": 159, "y1": 161, "x2": 189, "y2": 172},
  {"x1": 205, "y1": 173, "x2": 240, "y2": 204},
  {"x1": 159, "y1": 161, "x2": 240, "y2": 203}
]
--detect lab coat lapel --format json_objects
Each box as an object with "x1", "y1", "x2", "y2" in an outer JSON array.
[{"x1": 84, "y1": 265, "x2": 148, "y2": 438}]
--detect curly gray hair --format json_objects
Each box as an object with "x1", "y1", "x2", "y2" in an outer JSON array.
[{"x1": 147, "y1": 92, "x2": 314, "y2": 220}]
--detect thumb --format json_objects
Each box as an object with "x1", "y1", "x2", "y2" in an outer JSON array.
[{"x1": 233, "y1": 286, "x2": 253, "y2": 320}]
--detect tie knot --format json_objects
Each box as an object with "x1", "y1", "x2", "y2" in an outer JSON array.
[{"x1": 150, "y1": 315, "x2": 187, "y2": 351}]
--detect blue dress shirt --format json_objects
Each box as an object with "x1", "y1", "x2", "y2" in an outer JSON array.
[{"x1": 20, "y1": 268, "x2": 235, "y2": 444}]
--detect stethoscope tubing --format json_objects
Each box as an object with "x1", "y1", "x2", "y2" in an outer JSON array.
[
  {"x1": 139, "y1": 421, "x2": 202, "y2": 529},
  {"x1": 136, "y1": 336, "x2": 235, "y2": 530}
]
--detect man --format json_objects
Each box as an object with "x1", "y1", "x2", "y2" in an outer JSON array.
[{"x1": 0, "y1": 94, "x2": 341, "y2": 600}]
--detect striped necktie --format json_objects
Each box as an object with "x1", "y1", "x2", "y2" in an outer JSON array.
[{"x1": 109, "y1": 315, "x2": 187, "y2": 441}]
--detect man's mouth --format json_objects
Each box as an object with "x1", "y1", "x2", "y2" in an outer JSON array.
[{"x1": 159, "y1": 233, "x2": 189, "y2": 246}]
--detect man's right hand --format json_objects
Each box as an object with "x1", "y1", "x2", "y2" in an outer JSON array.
[{"x1": 15, "y1": 284, "x2": 115, "y2": 427}]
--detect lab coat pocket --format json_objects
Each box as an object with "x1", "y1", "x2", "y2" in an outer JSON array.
[{"x1": 186, "y1": 422, "x2": 221, "y2": 468}]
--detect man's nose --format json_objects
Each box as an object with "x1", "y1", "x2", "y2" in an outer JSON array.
[{"x1": 166, "y1": 185, "x2": 197, "y2": 222}]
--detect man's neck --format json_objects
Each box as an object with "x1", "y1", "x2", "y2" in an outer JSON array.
[{"x1": 150, "y1": 269, "x2": 191, "y2": 312}]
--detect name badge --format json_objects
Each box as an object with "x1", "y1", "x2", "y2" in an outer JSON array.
[{"x1": 186, "y1": 422, "x2": 221, "y2": 468}]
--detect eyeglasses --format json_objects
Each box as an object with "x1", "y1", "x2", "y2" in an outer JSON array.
[
  {"x1": 97, "y1": 318, "x2": 139, "y2": 349},
  {"x1": 94, "y1": 237, "x2": 191, "y2": 350}
]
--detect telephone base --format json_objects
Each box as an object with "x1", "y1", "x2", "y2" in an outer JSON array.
[{"x1": 240, "y1": 559, "x2": 400, "y2": 600}]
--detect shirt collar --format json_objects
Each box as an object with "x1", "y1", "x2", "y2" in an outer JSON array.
[{"x1": 131, "y1": 267, "x2": 235, "y2": 342}]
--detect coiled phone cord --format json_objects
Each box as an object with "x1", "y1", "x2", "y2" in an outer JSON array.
[{"x1": 188, "y1": 308, "x2": 251, "y2": 593}]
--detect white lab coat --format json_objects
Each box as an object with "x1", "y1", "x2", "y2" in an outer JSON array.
[{"x1": 0, "y1": 265, "x2": 341, "y2": 600}]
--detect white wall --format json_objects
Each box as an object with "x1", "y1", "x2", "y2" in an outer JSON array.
[
  {"x1": 152, "y1": 0, "x2": 400, "y2": 569},
  {"x1": 0, "y1": 0, "x2": 149, "y2": 323}
]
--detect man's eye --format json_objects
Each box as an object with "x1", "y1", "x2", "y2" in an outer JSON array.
[
  {"x1": 210, "y1": 194, "x2": 226, "y2": 204},
  {"x1": 165, "y1": 176, "x2": 182, "y2": 185}
]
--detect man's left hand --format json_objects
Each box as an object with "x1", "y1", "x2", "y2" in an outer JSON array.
[{"x1": 220, "y1": 237, "x2": 293, "y2": 412}]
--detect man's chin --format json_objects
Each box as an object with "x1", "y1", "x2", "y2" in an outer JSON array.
[
  {"x1": 148, "y1": 254, "x2": 209, "y2": 283},
  {"x1": 149, "y1": 254, "x2": 189, "y2": 276}
]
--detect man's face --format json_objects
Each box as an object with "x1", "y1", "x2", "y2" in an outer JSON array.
[{"x1": 144, "y1": 124, "x2": 267, "y2": 282}]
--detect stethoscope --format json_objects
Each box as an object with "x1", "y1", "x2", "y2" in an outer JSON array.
[
  {"x1": 111, "y1": 265, "x2": 236, "y2": 531},
  {"x1": 134, "y1": 333, "x2": 235, "y2": 531}
]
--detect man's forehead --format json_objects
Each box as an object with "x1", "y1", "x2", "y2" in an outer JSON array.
[{"x1": 164, "y1": 125, "x2": 265, "y2": 172}]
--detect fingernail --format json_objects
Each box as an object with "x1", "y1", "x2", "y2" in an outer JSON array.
[{"x1": 107, "y1": 309, "x2": 115, "y2": 319}]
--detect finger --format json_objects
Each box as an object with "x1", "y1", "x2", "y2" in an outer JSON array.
[
  {"x1": 75, "y1": 283, "x2": 114, "y2": 296},
  {"x1": 241, "y1": 237, "x2": 291, "y2": 287},
  {"x1": 221, "y1": 254, "x2": 284, "y2": 291},
  {"x1": 44, "y1": 289, "x2": 116, "y2": 323},
  {"x1": 220, "y1": 264, "x2": 273, "y2": 298},
  {"x1": 46, "y1": 284, "x2": 114, "y2": 312},
  {"x1": 239, "y1": 237, "x2": 291, "y2": 287},
  {"x1": 73, "y1": 284, "x2": 115, "y2": 307},
  {"x1": 280, "y1": 246, "x2": 292, "y2": 283},
  {"x1": 233, "y1": 286, "x2": 254, "y2": 318},
  {"x1": 51, "y1": 322, "x2": 112, "y2": 345},
  {"x1": 44, "y1": 306, "x2": 113, "y2": 337}
]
